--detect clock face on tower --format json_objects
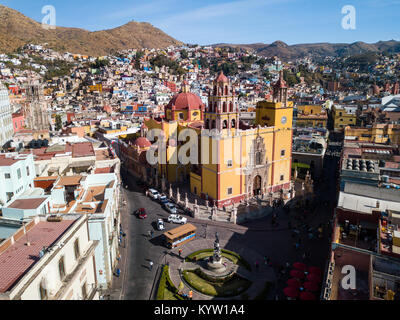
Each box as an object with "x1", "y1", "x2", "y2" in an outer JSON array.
[{"x1": 281, "y1": 116, "x2": 287, "y2": 124}]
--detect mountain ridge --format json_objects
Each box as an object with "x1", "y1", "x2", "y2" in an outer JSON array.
[
  {"x1": 0, "y1": 5, "x2": 182, "y2": 56},
  {"x1": 212, "y1": 40, "x2": 400, "y2": 59}
]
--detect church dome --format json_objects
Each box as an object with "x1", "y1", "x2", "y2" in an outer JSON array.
[
  {"x1": 133, "y1": 137, "x2": 151, "y2": 148},
  {"x1": 166, "y1": 92, "x2": 205, "y2": 111}
]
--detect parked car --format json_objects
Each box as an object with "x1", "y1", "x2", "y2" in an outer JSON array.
[
  {"x1": 157, "y1": 219, "x2": 165, "y2": 231},
  {"x1": 135, "y1": 208, "x2": 147, "y2": 219},
  {"x1": 148, "y1": 188, "x2": 159, "y2": 200},
  {"x1": 168, "y1": 214, "x2": 187, "y2": 225},
  {"x1": 158, "y1": 195, "x2": 169, "y2": 205},
  {"x1": 164, "y1": 202, "x2": 177, "y2": 214}
]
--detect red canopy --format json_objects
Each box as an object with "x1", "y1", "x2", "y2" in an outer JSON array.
[
  {"x1": 300, "y1": 291, "x2": 316, "y2": 300},
  {"x1": 287, "y1": 278, "x2": 302, "y2": 289},
  {"x1": 303, "y1": 281, "x2": 320, "y2": 292},
  {"x1": 290, "y1": 269, "x2": 306, "y2": 279},
  {"x1": 306, "y1": 273, "x2": 322, "y2": 283},
  {"x1": 284, "y1": 286, "x2": 300, "y2": 298},
  {"x1": 308, "y1": 266, "x2": 322, "y2": 276},
  {"x1": 293, "y1": 262, "x2": 307, "y2": 271}
]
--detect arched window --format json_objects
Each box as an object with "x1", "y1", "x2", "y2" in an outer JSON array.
[
  {"x1": 223, "y1": 120, "x2": 228, "y2": 129},
  {"x1": 213, "y1": 86, "x2": 217, "y2": 96},
  {"x1": 225, "y1": 86, "x2": 228, "y2": 95},
  {"x1": 212, "y1": 120, "x2": 216, "y2": 129},
  {"x1": 206, "y1": 119, "x2": 210, "y2": 129},
  {"x1": 39, "y1": 281, "x2": 48, "y2": 300},
  {"x1": 231, "y1": 119, "x2": 236, "y2": 128},
  {"x1": 214, "y1": 102, "x2": 218, "y2": 112},
  {"x1": 256, "y1": 152, "x2": 262, "y2": 165},
  {"x1": 223, "y1": 102, "x2": 227, "y2": 113},
  {"x1": 59, "y1": 256, "x2": 66, "y2": 280},
  {"x1": 229, "y1": 102, "x2": 233, "y2": 112}
]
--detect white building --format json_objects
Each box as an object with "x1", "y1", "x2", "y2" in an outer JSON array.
[
  {"x1": 0, "y1": 153, "x2": 36, "y2": 208},
  {"x1": 49, "y1": 173, "x2": 121, "y2": 290},
  {"x1": 0, "y1": 214, "x2": 99, "y2": 300},
  {"x1": 0, "y1": 82, "x2": 13, "y2": 148}
]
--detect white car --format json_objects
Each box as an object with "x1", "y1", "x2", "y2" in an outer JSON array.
[
  {"x1": 164, "y1": 202, "x2": 177, "y2": 214},
  {"x1": 157, "y1": 219, "x2": 165, "y2": 231},
  {"x1": 168, "y1": 214, "x2": 187, "y2": 225},
  {"x1": 148, "y1": 188, "x2": 159, "y2": 200}
]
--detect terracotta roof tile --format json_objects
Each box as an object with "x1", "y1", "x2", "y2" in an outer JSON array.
[{"x1": 0, "y1": 220, "x2": 76, "y2": 293}]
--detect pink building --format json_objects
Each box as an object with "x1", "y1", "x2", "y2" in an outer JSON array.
[{"x1": 12, "y1": 112, "x2": 25, "y2": 133}]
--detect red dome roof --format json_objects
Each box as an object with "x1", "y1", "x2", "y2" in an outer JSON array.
[
  {"x1": 133, "y1": 137, "x2": 151, "y2": 148},
  {"x1": 166, "y1": 92, "x2": 205, "y2": 111},
  {"x1": 215, "y1": 71, "x2": 229, "y2": 83}
]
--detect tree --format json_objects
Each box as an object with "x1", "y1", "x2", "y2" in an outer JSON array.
[
  {"x1": 55, "y1": 114, "x2": 63, "y2": 131},
  {"x1": 180, "y1": 49, "x2": 188, "y2": 59}
]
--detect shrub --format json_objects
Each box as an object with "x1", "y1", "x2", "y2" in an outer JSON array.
[{"x1": 156, "y1": 265, "x2": 185, "y2": 300}]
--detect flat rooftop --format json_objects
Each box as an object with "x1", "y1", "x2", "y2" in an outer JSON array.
[
  {"x1": 74, "y1": 199, "x2": 108, "y2": 214},
  {"x1": 7, "y1": 197, "x2": 48, "y2": 210},
  {"x1": 330, "y1": 247, "x2": 371, "y2": 300},
  {"x1": 57, "y1": 176, "x2": 83, "y2": 186}
]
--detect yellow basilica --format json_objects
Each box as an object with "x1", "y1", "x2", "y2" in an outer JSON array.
[{"x1": 129, "y1": 71, "x2": 293, "y2": 208}]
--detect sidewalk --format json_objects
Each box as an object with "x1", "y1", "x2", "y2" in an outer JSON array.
[{"x1": 109, "y1": 188, "x2": 130, "y2": 300}]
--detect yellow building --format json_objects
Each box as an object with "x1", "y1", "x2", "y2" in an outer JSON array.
[
  {"x1": 89, "y1": 84, "x2": 103, "y2": 93},
  {"x1": 137, "y1": 71, "x2": 293, "y2": 208},
  {"x1": 345, "y1": 124, "x2": 400, "y2": 144},
  {"x1": 332, "y1": 105, "x2": 357, "y2": 130},
  {"x1": 295, "y1": 105, "x2": 328, "y2": 128}
]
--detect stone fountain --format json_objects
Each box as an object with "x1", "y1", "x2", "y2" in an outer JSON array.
[{"x1": 206, "y1": 232, "x2": 227, "y2": 274}]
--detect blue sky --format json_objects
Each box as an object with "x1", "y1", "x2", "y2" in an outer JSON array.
[{"x1": 2, "y1": 0, "x2": 400, "y2": 45}]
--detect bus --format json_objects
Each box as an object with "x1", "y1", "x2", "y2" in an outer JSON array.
[{"x1": 163, "y1": 223, "x2": 197, "y2": 249}]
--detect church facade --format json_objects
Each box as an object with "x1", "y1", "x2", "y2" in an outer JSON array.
[{"x1": 132, "y1": 71, "x2": 293, "y2": 208}]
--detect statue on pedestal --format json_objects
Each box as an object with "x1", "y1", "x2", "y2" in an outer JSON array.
[{"x1": 213, "y1": 232, "x2": 222, "y2": 263}]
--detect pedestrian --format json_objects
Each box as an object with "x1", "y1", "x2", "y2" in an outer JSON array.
[
  {"x1": 149, "y1": 260, "x2": 154, "y2": 271},
  {"x1": 179, "y1": 249, "x2": 182, "y2": 257},
  {"x1": 188, "y1": 290, "x2": 193, "y2": 300},
  {"x1": 263, "y1": 256, "x2": 268, "y2": 265},
  {"x1": 115, "y1": 268, "x2": 121, "y2": 277},
  {"x1": 285, "y1": 261, "x2": 290, "y2": 268},
  {"x1": 151, "y1": 230, "x2": 154, "y2": 238},
  {"x1": 255, "y1": 261, "x2": 259, "y2": 270}
]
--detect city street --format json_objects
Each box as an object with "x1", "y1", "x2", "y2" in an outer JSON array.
[{"x1": 110, "y1": 143, "x2": 339, "y2": 300}]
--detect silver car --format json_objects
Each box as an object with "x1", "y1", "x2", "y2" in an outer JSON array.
[
  {"x1": 164, "y1": 202, "x2": 177, "y2": 214},
  {"x1": 157, "y1": 219, "x2": 165, "y2": 231}
]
